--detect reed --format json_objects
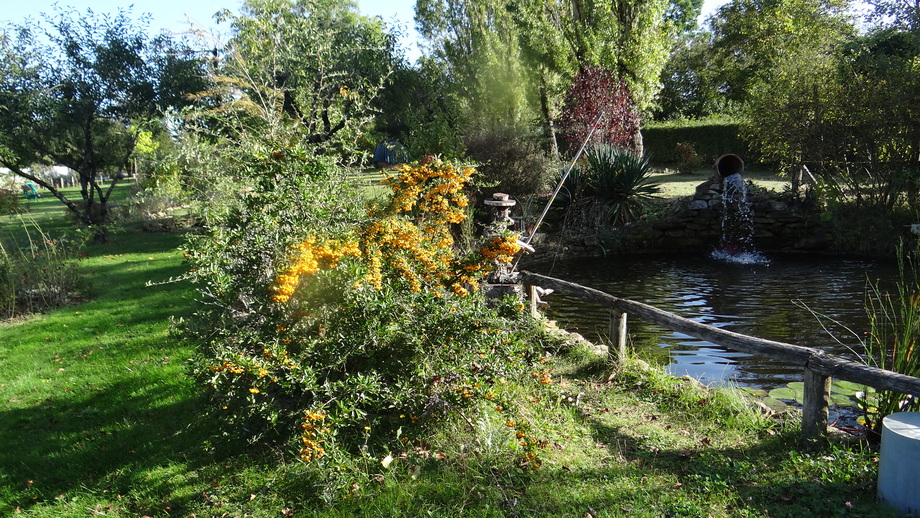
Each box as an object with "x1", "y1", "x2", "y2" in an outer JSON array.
[
  {"x1": 0, "y1": 216, "x2": 85, "y2": 319},
  {"x1": 862, "y1": 243, "x2": 920, "y2": 434}
]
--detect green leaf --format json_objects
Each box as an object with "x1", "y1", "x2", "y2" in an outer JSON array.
[
  {"x1": 830, "y1": 393, "x2": 853, "y2": 406},
  {"x1": 830, "y1": 380, "x2": 863, "y2": 396},
  {"x1": 737, "y1": 386, "x2": 768, "y2": 397},
  {"x1": 761, "y1": 397, "x2": 789, "y2": 412},
  {"x1": 768, "y1": 387, "x2": 799, "y2": 402}
]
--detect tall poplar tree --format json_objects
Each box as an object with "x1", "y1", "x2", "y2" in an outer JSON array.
[{"x1": 416, "y1": 0, "x2": 700, "y2": 151}]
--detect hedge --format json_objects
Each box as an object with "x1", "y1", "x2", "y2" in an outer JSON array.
[{"x1": 642, "y1": 118, "x2": 750, "y2": 165}]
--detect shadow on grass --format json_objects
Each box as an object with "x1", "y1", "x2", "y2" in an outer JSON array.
[
  {"x1": 0, "y1": 375, "x2": 222, "y2": 515},
  {"x1": 84, "y1": 229, "x2": 189, "y2": 257},
  {"x1": 579, "y1": 418, "x2": 893, "y2": 517}
]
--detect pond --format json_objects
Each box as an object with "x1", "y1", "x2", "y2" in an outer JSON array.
[{"x1": 531, "y1": 253, "x2": 899, "y2": 391}]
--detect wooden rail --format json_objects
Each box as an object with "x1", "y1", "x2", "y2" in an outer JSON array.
[{"x1": 520, "y1": 271, "x2": 920, "y2": 444}]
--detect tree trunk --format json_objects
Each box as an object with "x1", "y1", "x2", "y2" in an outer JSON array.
[
  {"x1": 633, "y1": 127, "x2": 644, "y2": 157},
  {"x1": 539, "y1": 77, "x2": 559, "y2": 158}
]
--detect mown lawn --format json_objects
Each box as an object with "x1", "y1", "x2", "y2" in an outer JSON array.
[
  {"x1": 650, "y1": 166, "x2": 788, "y2": 199},
  {"x1": 0, "y1": 187, "x2": 897, "y2": 517}
]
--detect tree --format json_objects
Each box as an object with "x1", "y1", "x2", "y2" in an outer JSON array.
[
  {"x1": 708, "y1": 0, "x2": 855, "y2": 106},
  {"x1": 372, "y1": 60, "x2": 466, "y2": 158},
  {"x1": 0, "y1": 7, "x2": 204, "y2": 239},
  {"x1": 558, "y1": 66, "x2": 640, "y2": 154},
  {"x1": 415, "y1": 0, "x2": 541, "y2": 134},
  {"x1": 172, "y1": 0, "x2": 405, "y2": 335},
  {"x1": 866, "y1": 0, "x2": 920, "y2": 30},
  {"x1": 653, "y1": 31, "x2": 731, "y2": 120},
  {"x1": 507, "y1": 0, "x2": 691, "y2": 109},
  {"x1": 743, "y1": 27, "x2": 920, "y2": 209},
  {"x1": 416, "y1": 0, "x2": 696, "y2": 153},
  {"x1": 204, "y1": 0, "x2": 398, "y2": 158}
]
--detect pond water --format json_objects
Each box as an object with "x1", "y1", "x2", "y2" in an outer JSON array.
[{"x1": 531, "y1": 253, "x2": 899, "y2": 391}]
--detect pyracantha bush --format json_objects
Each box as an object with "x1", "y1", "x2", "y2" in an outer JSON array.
[{"x1": 187, "y1": 155, "x2": 550, "y2": 486}]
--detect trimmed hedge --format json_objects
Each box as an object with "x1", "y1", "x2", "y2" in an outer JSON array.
[{"x1": 642, "y1": 118, "x2": 750, "y2": 165}]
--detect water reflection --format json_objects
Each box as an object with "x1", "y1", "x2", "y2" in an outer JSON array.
[{"x1": 532, "y1": 254, "x2": 898, "y2": 390}]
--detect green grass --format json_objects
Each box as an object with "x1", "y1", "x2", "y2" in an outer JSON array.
[
  {"x1": 0, "y1": 227, "x2": 205, "y2": 516},
  {"x1": 0, "y1": 198, "x2": 897, "y2": 517},
  {"x1": 651, "y1": 166, "x2": 788, "y2": 199}
]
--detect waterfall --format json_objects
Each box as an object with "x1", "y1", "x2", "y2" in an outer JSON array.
[{"x1": 710, "y1": 157, "x2": 768, "y2": 264}]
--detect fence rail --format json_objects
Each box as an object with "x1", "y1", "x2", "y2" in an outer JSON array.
[{"x1": 519, "y1": 271, "x2": 920, "y2": 444}]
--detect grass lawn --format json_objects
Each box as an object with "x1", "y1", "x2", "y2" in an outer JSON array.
[
  {"x1": 650, "y1": 166, "x2": 789, "y2": 199},
  {"x1": 0, "y1": 190, "x2": 897, "y2": 517}
]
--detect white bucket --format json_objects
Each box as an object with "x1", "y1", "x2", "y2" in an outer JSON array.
[{"x1": 878, "y1": 412, "x2": 920, "y2": 516}]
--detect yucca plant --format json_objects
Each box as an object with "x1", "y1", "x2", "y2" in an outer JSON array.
[{"x1": 583, "y1": 145, "x2": 661, "y2": 225}]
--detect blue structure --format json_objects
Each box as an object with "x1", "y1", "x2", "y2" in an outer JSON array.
[
  {"x1": 21, "y1": 182, "x2": 40, "y2": 200},
  {"x1": 373, "y1": 140, "x2": 408, "y2": 167}
]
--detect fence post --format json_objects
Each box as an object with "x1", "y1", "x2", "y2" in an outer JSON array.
[
  {"x1": 802, "y1": 368, "x2": 831, "y2": 446},
  {"x1": 609, "y1": 309, "x2": 628, "y2": 363}
]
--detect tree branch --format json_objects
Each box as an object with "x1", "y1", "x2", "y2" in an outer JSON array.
[{"x1": 0, "y1": 157, "x2": 83, "y2": 218}]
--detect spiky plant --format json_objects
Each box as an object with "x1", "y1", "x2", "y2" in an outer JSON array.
[{"x1": 584, "y1": 145, "x2": 661, "y2": 225}]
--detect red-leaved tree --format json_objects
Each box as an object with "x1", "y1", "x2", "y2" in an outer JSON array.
[{"x1": 558, "y1": 66, "x2": 639, "y2": 156}]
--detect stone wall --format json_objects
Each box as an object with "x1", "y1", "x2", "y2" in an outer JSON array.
[
  {"x1": 518, "y1": 174, "x2": 917, "y2": 266},
  {"x1": 615, "y1": 175, "x2": 831, "y2": 254}
]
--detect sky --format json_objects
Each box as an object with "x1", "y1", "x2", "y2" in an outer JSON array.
[
  {"x1": 0, "y1": 0, "x2": 424, "y2": 61},
  {"x1": 1, "y1": 0, "x2": 730, "y2": 64}
]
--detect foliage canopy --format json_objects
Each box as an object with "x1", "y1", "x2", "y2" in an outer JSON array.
[{"x1": 0, "y1": 7, "x2": 204, "y2": 237}]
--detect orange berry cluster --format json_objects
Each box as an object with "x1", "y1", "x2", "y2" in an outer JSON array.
[
  {"x1": 265, "y1": 160, "x2": 526, "y2": 304},
  {"x1": 300, "y1": 411, "x2": 329, "y2": 462},
  {"x1": 360, "y1": 159, "x2": 486, "y2": 295},
  {"x1": 382, "y1": 160, "x2": 473, "y2": 225},
  {"x1": 479, "y1": 235, "x2": 522, "y2": 265},
  {"x1": 269, "y1": 237, "x2": 361, "y2": 303}
]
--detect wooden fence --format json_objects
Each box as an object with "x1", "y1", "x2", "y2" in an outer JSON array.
[{"x1": 519, "y1": 271, "x2": 920, "y2": 444}]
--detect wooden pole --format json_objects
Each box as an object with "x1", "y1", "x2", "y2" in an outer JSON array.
[
  {"x1": 802, "y1": 369, "x2": 831, "y2": 446},
  {"x1": 617, "y1": 311, "x2": 628, "y2": 362},
  {"x1": 609, "y1": 310, "x2": 628, "y2": 362}
]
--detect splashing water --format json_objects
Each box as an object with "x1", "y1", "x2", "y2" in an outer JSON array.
[
  {"x1": 711, "y1": 173, "x2": 769, "y2": 264},
  {"x1": 710, "y1": 249, "x2": 770, "y2": 264}
]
